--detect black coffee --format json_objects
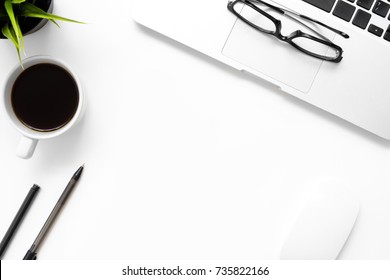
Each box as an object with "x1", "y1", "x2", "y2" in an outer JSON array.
[{"x1": 11, "y1": 63, "x2": 79, "y2": 132}]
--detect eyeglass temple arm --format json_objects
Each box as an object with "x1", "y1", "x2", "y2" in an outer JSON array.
[
  {"x1": 249, "y1": 0, "x2": 349, "y2": 39},
  {"x1": 299, "y1": 14, "x2": 349, "y2": 39}
]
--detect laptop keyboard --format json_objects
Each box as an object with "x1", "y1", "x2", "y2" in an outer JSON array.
[{"x1": 303, "y1": 0, "x2": 390, "y2": 41}]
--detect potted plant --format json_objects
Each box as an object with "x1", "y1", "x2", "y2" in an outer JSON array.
[{"x1": 0, "y1": 0, "x2": 82, "y2": 65}]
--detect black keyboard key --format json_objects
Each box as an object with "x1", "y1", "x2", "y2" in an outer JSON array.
[
  {"x1": 302, "y1": 0, "x2": 336, "y2": 12},
  {"x1": 357, "y1": 0, "x2": 375, "y2": 10},
  {"x1": 368, "y1": 24, "x2": 384, "y2": 36},
  {"x1": 373, "y1": 1, "x2": 390, "y2": 17},
  {"x1": 384, "y1": 25, "x2": 390, "y2": 41},
  {"x1": 333, "y1": 1, "x2": 356, "y2": 22},
  {"x1": 353, "y1": 9, "x2": 372, "y2": 28}
]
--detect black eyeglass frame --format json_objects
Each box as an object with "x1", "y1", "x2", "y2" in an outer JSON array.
[{"x1": 227, "y1": 0, "x2": 346, "y2": 63}]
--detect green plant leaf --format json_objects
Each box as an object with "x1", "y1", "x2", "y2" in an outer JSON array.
[
  {"x1": 2, "y1": 23, "x2": 22, "y2": 65},
  {"x1": 49, "y1": 18, "x2": 60, "y2": 28},
  {"x1": 20, "y1": 2, "x2": 85, "y2": 24},
  {"x1": 2, "y1": 23, "x2": 18, "y2": 47},
  {"x1": 4, "y1": 0, "x2": 24, "y2": 52},
  {"x1": 2, "y1": 0, "x2": 84, "y2": 66},
  {"x1": 4, "y1": 0, "x2": 18, "y2": 34}
]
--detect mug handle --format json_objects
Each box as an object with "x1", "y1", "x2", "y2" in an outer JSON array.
[{"x1": 17, "y1": 136, "x2": 38, "y2": 159}]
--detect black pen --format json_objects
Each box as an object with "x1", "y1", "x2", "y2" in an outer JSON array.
[
  {"x1": 0, "y1": 185, "x2": 40, "y2": 259},
  {"x1": 23, "y1": 165, "x2": 84, "y2": 260}
]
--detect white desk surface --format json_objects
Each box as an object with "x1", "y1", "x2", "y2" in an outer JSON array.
[{"x1": 1, "y1": 0, "x2": 390, "y2": 260}]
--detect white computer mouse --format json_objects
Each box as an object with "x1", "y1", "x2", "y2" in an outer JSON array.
[{"x1": 279, "y1": 179, "x2": 360, "y2": 260}]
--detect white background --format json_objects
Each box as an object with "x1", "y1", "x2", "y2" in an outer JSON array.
[{"x1": 0, "y1": 0, "x2": 390, "y2": 260}]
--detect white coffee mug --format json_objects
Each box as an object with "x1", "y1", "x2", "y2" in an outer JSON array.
[{"x1": 2, "y1": 56, "x2": 85, "y2": 159}]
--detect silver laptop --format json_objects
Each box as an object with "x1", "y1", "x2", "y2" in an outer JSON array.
[{"x1": 132, "y1": 0, "x2": 390, "y2": 139}]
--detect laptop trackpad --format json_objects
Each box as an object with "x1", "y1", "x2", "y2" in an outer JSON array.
[{"x1": 222, "y1": 6, "x2": 335, "y2": 93}]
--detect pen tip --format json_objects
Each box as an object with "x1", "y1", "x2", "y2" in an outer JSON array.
[{"x1": 73, "y1": 165, "x2": 84, "y2": 180}]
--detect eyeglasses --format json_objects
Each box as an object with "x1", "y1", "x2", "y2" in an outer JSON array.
[{"x1": 227, "y1": 0, "x2": 349, "y2": 63}]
